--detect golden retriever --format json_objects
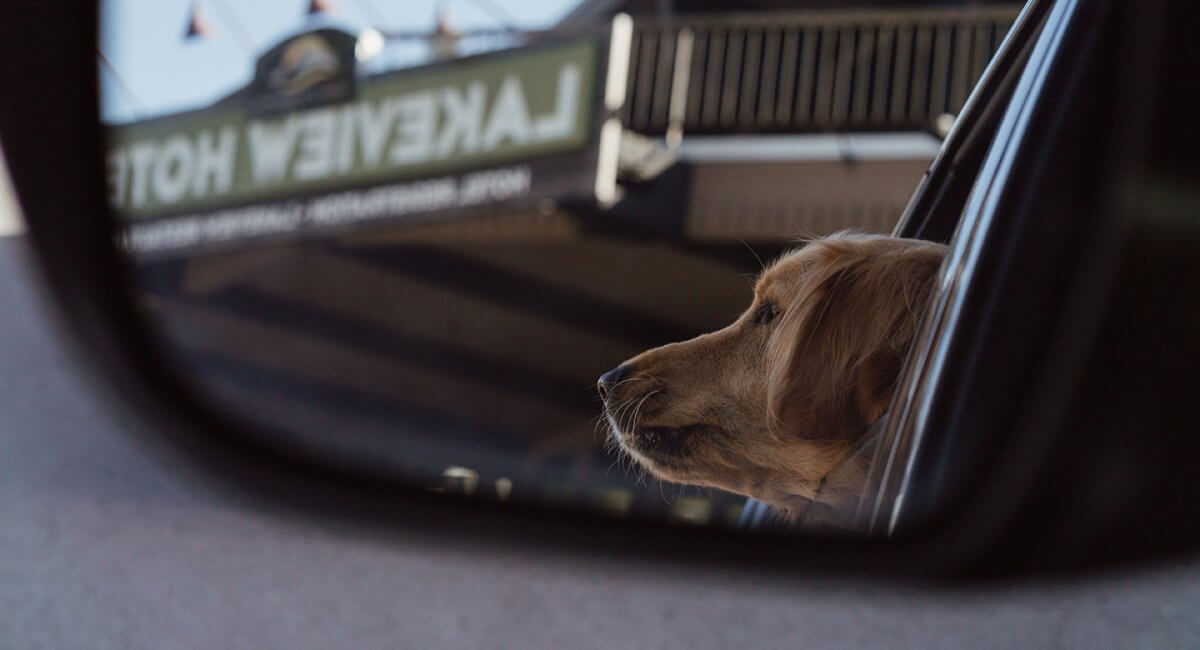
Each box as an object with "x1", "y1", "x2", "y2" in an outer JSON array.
[{"x1": 598, "y1": 232, "x2": 947, "y2": 527}]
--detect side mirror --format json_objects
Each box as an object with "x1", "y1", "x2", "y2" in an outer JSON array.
[{"x1": 4, "y1": 0, "x2": 1198, "y2": 579}]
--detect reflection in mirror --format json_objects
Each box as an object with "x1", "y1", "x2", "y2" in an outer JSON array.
[{"x1": 100, "y1": 0, "x2": 1019, "y2": 534}]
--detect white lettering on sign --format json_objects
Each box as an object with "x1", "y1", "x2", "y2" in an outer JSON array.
[
  {"x1": 126, "y1": 142, "x2": 156, "y2": 207},
  {"x1": 483, "y1": 75, "x2": 533, "y2": 149},
  {"x1": 458, "y1": 166, "x2": 532, "y2": 206},
  {"x1": 437, "y1": 82, "x2": 485, "y2": 157},
  {"x1": 108, "y1": 126, "x2": 239, "y2": 208},
  {"x1": 535, "y1": 63, "x2": 581, "y2": 141},
  {"x1": 292, "y1": 108, "x2": 337, "y2": 181},
  {"x1": 192, "y1": 128, "x2": 238, "y2": 197},
  {"x1": 389, "y1": 91, "x2": 437, "y2": 165},
  {"x1": 108, "y1": 59, "x2": 585, "y2": 212},
  {"x1": 356, "y1": 99, "x2": 396, "y2": 167},
  {"x1": 247, "y1": 119, "x2": 298, "y2": 184},
  {"x1": 152, "y1": 135, "x2": 194, "y2": 204},
  {"x1": 334, "y1": 104, "x2": 356, "y2": 174},
  {"x1": 120, "y1": 165, "x2": 535, "y2": 255}
]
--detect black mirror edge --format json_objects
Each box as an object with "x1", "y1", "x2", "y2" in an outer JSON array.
[
  {"x1": 893, "y1": 0, "x2": 1051, "y2": 242},
  {"x1": 891, "y1": 0, "x2": 1200, "y2": 575},
  {"x1": 1, "y1": 0, "x2": 1191, "y2": 584}
]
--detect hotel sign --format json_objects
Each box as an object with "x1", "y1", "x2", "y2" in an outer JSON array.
[{"x1": 105, "y1": 35, "x2": 602, "y2": 254}]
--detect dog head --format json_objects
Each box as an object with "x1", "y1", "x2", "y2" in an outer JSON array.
[{"x1": 598, "y1": 232, "x2": 947, "y2": 522}]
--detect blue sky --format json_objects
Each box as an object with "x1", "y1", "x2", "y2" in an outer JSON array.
[{"x1": 100, "y1": 0, "x2": 585, "y2": 123}]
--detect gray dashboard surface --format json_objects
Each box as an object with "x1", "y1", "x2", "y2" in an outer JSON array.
[{"x1": 1, "y1": 235, "x2": 1199, "y2": 650}]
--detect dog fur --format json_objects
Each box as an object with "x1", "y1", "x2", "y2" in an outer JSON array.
[{"x1": 599, "y1": 232, "x2": 948, "y2": 525}]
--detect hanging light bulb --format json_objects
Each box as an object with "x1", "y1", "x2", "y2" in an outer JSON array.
[
  {"x1": 356, "y1": 27, "x2": 385, "y2": 62},
  {"x1": 183, "y1": 1, "x2": 213, "y2": 40},
  {"x1": 430, "y1": 3, "x2": 460, "y2": 61},
  {"x1": 306, "y1": 0, "x2": 338, "y2": 16}
]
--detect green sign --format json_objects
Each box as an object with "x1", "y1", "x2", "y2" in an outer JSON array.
[{"x1": 106, "y1": 39, "x2": 599, "y2": 220}]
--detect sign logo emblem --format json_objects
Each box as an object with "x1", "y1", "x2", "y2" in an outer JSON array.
[
  {"x1": 247, "y1": 28, "x2": 360, "y2": 116},
  {"x1": 269, "y1": 34, "x2": 341, "y2": 96}
]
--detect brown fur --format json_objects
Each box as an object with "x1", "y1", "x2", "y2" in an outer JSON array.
[{"x1": 600, "y1": 232, "x2": 947, "y2": 524}]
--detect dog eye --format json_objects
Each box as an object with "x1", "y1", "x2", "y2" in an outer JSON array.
[{"x1": 753, "y1": 301, "x2": 780, "y2": 326}]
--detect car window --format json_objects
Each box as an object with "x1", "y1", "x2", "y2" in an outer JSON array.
[{"x1": 98, "y1": 0, "x2": 1025, "y2": 534}]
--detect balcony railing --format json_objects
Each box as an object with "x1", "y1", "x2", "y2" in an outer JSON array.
[{"x1": 621, "y1": 6, "x2": 1021, "y2": 135}]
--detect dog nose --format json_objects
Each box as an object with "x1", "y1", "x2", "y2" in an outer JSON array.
[{"x1": 597, "y1": 364, "x2": 633, "y2": 398}]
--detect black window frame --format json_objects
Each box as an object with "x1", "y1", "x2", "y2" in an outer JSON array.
[{"x1": 6, "y1": 0, "x2": 1196, "y2": 579}]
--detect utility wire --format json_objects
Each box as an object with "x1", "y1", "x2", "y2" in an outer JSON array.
[
  {"x1": 96, "y1": 49, "x2": 145, "y2": 120},
  {"x1": 206, "y1": 0, "x2": 256, "y2": 54},
  {"x1": 351, "y1": 0, "x2": 390, "y2": 28},
  {"x1": 460, "y1": 0, "x2": 523, "y2": 31}
]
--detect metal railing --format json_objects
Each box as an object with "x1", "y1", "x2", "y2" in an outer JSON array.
[{"x1": 621, "y1": 7, "x2": 1021, "y2": 135}]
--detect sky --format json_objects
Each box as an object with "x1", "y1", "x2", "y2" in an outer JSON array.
[{"x1": 100, "y1": 0, "x2": 586, "y2": 123}]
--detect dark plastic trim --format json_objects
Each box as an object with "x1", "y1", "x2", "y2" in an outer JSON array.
[{"x1": 3, "y1": 0, "x2": 1189, "y2": 581}]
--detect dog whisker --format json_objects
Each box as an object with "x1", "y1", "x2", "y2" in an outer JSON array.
[
  {"x1": 612, "y1": 399, "x2": 640, "y2": 434},
  {"x1": 734, "y1": 236, "x2": 766, "y2": 273},
  {"x1": 617, "y1": 391, "x2": 653, "y2": 431},
  {"x1": 600, "y1": 376, "x2": 647, "y2": 402},
  {"x1": 625, "y1": 390, "x2": 659, "y2": 437}
]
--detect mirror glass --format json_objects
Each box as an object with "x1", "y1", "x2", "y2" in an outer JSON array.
[{"x1": 100, "y1": 0, "x2": 1019, "y2": 534}]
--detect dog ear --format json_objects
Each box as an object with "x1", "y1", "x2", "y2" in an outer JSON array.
[{"x1": 766, "y1": 242, "x2": 942, "y2": 443}]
